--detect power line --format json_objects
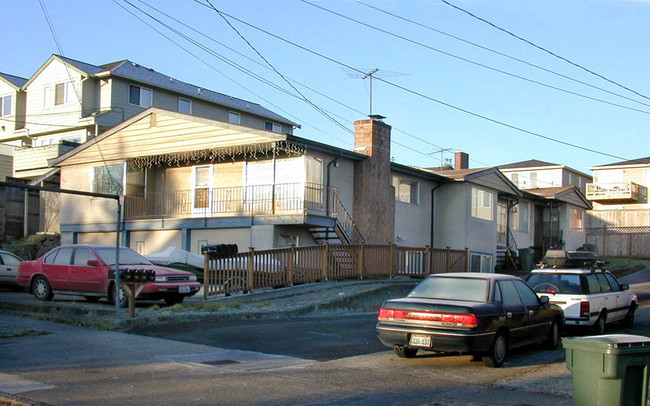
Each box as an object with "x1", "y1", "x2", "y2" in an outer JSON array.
[
  {"x1": 299, "y1": 0, "x2": 650, "y2": 117},
  {"x1": 202, "y1": 0, "x2": 353, "y2": 136},
  {"x1": 353, "y1": 0, "x2": 650, "y2": 111},
  {"x1": 194, "y1": 2, "x2": 628, "y2": 161},
  {"x1": 441, "y1": 0, "x2": 650, "y2": 103}
]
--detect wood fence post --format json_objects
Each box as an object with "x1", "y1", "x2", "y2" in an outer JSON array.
[
  {"x1": 424, "y1": 245, "x2": 431, "y2": 275},
  {"x1": 321, "y1": 243, "x2": 329, "y2": 281},
  {"x1": 358, "y1": 243, "x2": 365, "y2": 280},
  {"x1": 603, "y1": 226, "x2": 608, "y2": 256},
  {"x1": 287, "y1": 243, "x2": 295, "y2": 286},
  {"x1": 465, "y1": 248, "x2": 469, "y2": 272},
  {"x1": 247, "y1": 247, "x2": 255, "y2": 291},
  {"x1": 445, "y1": 246, "x2": 451, "y2": 273},
  {"x1": 203, "y1": 252, "x2": 209, "y2": 299},
  {"x1": 389, "y1": 244, "x2": 395, "y2": 278}
]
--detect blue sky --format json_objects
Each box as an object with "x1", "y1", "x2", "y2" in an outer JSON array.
[{"x1": 3, "y1": 0, "x2": 649, "y2": 175}]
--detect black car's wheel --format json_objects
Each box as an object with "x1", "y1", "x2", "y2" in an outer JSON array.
[
  {"x1": 394, "y1": 345, "x2": 418, "y2": 358},
  {"x1": 593, "y1": 312, "x2": 607, "y2": 335},
  {"x1": 109, "y1": 284, "x2": 128, "y2": 308},
  {"x1": 84, "y1": 296, "x2": 101, "y2": 303},
  {"x1": 164, "y1": 295, "x2": 185, "y2": 306},
  {"x1": 484, "y1": 332, "x2": 507, "y2": 368},
  {"x1": 32, "y1": 276, "x2": 53, "y2": 301},
  {"x1": 623, "y1": 303, "x2": 636, "y2": 328},
  {"x1": 544, "y1": 320, "x2": 561, "y2": 350}
]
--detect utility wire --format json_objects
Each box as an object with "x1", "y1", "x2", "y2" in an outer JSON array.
[
  {"x1": 299, "y1": 0, "x2": 650, "y2": 117},
  {"x1": 353, "y1": 0, "x2": 650, "y2": 110},
  {"x1": 202, "y1": 0, "x2": 353, "y2": 136},
  {"x1": 193, "y1": 2, "x2": 628, "y2": 161},
  {"x1": 441, "y1": 0, "x2": 650, "y2": 103}
]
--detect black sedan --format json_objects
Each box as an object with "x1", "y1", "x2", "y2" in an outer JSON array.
[{"x1": 376, "y1": 273, "x2": 563, "y2": 367}]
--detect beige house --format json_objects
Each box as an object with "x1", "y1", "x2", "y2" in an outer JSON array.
[
  {"x1": 4, "y1": 54, "x2": 297, "y2": 180},
  {"x1": 499, "y1": 159, "x2": 592, "y2": 195},
  {"x1": 586, "y1": 157, "x2": 650, "y2": 227},
  {"x1": 0, "y1": 72, "x2": 27, "y2": 180}
]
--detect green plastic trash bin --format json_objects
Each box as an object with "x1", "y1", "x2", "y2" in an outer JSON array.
[
  {"x1": 563, "y1": 334, "x2": 650, "y2": 406},
  {"x1": 518, "y1": 248, "x2": 534, "y2": 272}
]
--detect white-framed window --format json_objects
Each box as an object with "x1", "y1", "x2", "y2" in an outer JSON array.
[
  {"x1": 471, "y1": 187, "x2": 493, "y2": 221},
  {"x1": 513, "y1": 201, "x2": 530, "y2": 233},
  {"x1": 392, "y1": 176, "x2": 419, "y2": 204},
  {"x1": 55, "y1": 81, "x2": 75, "y2": 105},
  {"x1": 470, "y1": 252, "x2": 493, "y2": 273},
  {"x1": 43, "y1": 86, "x2": 51, "y2": 108},
  {"x1": 570, "y1": 207, "x2": 584, "y2": 229},
  {"x1": 510, "y1": 173, "x2": 519, "y2": 188},
  {"x1": 129, "y1": 85, "x2": 152, "y2": 107},
  {"x1": 265, "y1": 122, "x2": 282, "y2": 132},
  {"x1": 228, "y1": 111, "x2": 240, "y2": 124},
  {"x1": 0, "y1": 95, "x2": 12, "y2": 117},
  {"x1": 178, "y1": 98, "x2": 191, "y2": 114},
  {"x1": 92, "y1": 164, "x2": 124, "y2": 195}
]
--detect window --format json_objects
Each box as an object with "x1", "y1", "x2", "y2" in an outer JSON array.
[
  {"x1": 126, "y1": 166, "x2": 146, "y2": 195},
  {"x1": 470, "y1": 253, "x2": 493, "y2": 273},
  {"x1": 530, "y1": 172, "x2": 538, "y2": 188},
  {"x1": 510, "y1": 173, "x2": 519, "y2": 187},
  {"x1": 513, "y1": 202, "x2": 529, "y2": 232},
  {"x1": 265, "y1": 122, "x2": 282, "y2": 132},
  {"x1": 43, "y1": 86, "x2": 51, "y2": 108},
  {"x1": 129, "y1": 85, "x2": 152, "y2": 107},
  {"x1": 92, "y1": 164, "x2": 124, "y2": 195},
  {"x1": 0, "y1": 95, "x2": 12, "y2": 117},
  {"x1": 228, "y1": 111, "x2": 240, "y2": 124},
  {"x1": 513, "y1": 280, "x2": 540, "y2": 305},
  {"x1": 570, "y1": 207, "x2": 583, "y2": 229},
  {"x1": 392, "y1": 177, "x2": 419, "y2": 204},
  {"x1": 178, "y1": 98, "x2": 191, "y2": 114},
  {"x1": 471, "y1": 187, "x2": 493, "y2": 221},
  {"x1": 73, "y1": 247, "x2": 96, "y2": 266},
  {"x1": 55, "y1": 81, "x2": 75, "y2": 105},
  {"x1": 0, "y1": 252, "x2": 21, "y2": 266}
]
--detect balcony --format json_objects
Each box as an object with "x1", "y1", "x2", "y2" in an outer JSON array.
[
  {"x1": 586, "y1": 181, "x2": 641, "y2": 203},
  {"x1": 124, "y1": 182, "x2": 338, "y2": 221},
  {"x1": 13, "y1": 141, "x2": 78, "y2": 179}
]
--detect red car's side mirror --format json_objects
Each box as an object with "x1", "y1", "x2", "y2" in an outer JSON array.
[{"x1": 87, "y1": 259, "x2": 100, "y2": 267}]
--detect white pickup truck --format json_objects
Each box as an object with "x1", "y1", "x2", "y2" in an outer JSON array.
[{"x1": 524, "y1": 250, "x2": 637, "y2": 334}]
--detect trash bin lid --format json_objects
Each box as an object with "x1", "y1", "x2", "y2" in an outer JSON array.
[{"x1": 563, "y1": 334, "x2": 650, "y2": 355}]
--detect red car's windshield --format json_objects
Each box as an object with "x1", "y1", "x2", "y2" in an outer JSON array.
[{"x1": 94, "y1": 247, "x2": 152, "y2": 266}]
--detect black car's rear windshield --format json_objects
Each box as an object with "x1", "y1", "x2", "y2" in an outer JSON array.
[
  {"x1": 526, "y1": 273, "x2": 583, "y2": 294},
  {"x1": 407, "y1": 277, "x2": 488, "y2": 302}
]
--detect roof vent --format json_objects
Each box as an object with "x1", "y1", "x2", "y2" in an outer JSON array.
[
  {"x1": 169, "y1": 77, "x2": 173, "y2": 82},
  {"x1": 147, "y1": 67, "x2": 154, "y2": 71},
  {"x1": 197, "y1": 87, "x2": 202, "y2": 94},
  {"x1": 131, "y1": 62, "x2": 138, "y2": 67}
]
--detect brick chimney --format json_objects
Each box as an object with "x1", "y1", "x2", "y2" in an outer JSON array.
[
  {"x1": 353, "y1": 116, "x2": 395, "y2": 244},
  {"x1": 455, "y1": 151, "x2": 469, "y2": 170}
]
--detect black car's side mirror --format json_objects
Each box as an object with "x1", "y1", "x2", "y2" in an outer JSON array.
[
  {"x1": 539, "y1": 296, "x2": 549, "y2": 304},
  {"x1": 621, "y1": 284, "x2": 629, "y2": 291},
  {"x1": 87, "y1": 259, "x2": 100, "y2": 267}
]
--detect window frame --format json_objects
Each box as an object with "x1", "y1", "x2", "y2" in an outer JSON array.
[
  {"x1": 92, "y1": 163, "x2": 125, "y2": 195},
  {"x1": 228, "y1": 111, "x2": 240, "y2": 124},
  {"x1": 0, "y1": 95, "x2": 12, "y2": 117},
  {"x1": 392, "y1": 176, "x2": 419, "y2": 205},
  {"x1": 129, "y1": 84, "x2": 153, "y2": 107},
  {"x1": 178, "y1": 97, "x2": 192, "y2": 114},
  {"x1": 265, "y1": 121, "x2": 282, "y2": 132},
  {"x1": 471, "y1": 187, "x2": 493, "y2": 221},
  {"x1": 54, "y1": 81, "x2": 75, "y2": 106}
]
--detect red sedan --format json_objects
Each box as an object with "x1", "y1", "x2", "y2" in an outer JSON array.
[{"x1": 16, "y1": 244, "x2": 201, "y2": 306}]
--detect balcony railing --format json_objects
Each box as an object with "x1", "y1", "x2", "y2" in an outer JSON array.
[
  {"x1": 586, "y1": 181, "x2": 641, "y2": 203},
  {"x1": 124, "y1": 182, "x2": 336, "y2": 220}
]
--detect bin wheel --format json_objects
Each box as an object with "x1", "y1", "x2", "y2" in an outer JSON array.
[{"x1": 593, "y1": 312, "x2": 607, "y2": 335}]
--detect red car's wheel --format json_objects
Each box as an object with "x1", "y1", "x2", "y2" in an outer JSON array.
[{"x1": 32, "y1": 276, "x2": 53, "y2": 301}]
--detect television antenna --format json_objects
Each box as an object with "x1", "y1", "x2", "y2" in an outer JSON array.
[
  {"x1": 428, "y1": 148, "x2": 452, "y2": 169},
  {"x1": 343, "y1": 68, "x2": 410, "y2": 116}
]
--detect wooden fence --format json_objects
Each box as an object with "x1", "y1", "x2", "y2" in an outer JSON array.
[
  {"x1": 203, "y1": 244, "x2": 469, "y2": 297},
  {"x1": 585, "y1": 226, "x2": 650, "y2": 259}
]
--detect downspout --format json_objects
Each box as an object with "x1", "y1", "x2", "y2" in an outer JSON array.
[{"x1": 430, "y1": 184, "x2": 445, "y2": 248}]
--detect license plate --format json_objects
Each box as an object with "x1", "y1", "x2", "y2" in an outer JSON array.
[
  {"x1": 409, "y1": 334, "x2": 432, "y2": 348},
  {"x1": 179, "y1": 285, "x2": 190, "y2": 294}
]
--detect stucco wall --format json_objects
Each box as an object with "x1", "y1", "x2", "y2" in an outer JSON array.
[
  {"x1": 191, "y1": 228, "x2": 251, "y2": 254},
  {"x1": 129, "y1": 230, "x2": 182, "y2": 255}
]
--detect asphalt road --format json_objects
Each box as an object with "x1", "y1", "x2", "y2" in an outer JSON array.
[{"x1": 127, "y1": 314, "x2": 385, "y2": 361}]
